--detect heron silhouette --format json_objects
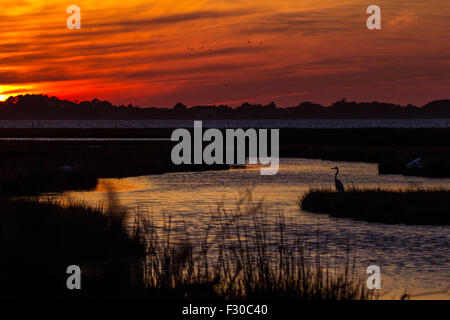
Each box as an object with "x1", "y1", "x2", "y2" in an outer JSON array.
[{"x1": 331, "y1": 167, "x2": 344, "y2": 192}]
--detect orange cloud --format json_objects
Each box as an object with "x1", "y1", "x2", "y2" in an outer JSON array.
[
  {"x1": 1, "y1": 0, "x2": 449, "y2": 106},
  {"x1": 387, "y1": 11, "x2": 419, "y2": 27}
]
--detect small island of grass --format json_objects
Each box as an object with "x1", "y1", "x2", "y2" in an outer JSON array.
[{"x1": 300, "y1": 187, "x2": 450, "y2": 225}]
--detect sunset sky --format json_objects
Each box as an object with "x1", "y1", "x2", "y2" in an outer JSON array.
[{"x1": 1, "y1": 0, "x2": 449, "y2": 107}]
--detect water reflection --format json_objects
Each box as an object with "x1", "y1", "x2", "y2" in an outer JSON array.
[{"x1": 61, "y1": 158, "x2": 450, "y2": 299}]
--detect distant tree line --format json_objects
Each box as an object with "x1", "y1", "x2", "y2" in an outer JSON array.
[{"x1": 0, "y1": 94, "x2": 449, "y2": 119}]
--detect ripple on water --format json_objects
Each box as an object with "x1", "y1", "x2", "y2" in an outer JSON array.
[{"x1": 61, "y1": 158, "x2": 450, "y2": 299}]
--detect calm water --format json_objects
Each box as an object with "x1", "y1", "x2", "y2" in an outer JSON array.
[
  {"x1": 61, "y1": 158, "x2": 450, "y2": 299},
  {"x1": 2, "y1": 119, "x2": 450, "y2": 128}
]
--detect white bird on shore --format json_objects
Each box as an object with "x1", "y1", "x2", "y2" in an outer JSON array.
[
  {"x1": 59, "y1": 164, "x2": 81, "y2": 172},
  {"x1": 406, "y1": 157, "x2": 423, "y2": 169}
]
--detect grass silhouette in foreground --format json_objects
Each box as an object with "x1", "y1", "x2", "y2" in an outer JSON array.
[
  {"x1": 0, "y1": 192, "x2": 373, "y2": 300},
  {"x1": 0, "y1": 196, "x2": 146, "y2": 299},
  {"x1": 300, "y1": 187, "x2": 450, "y2": 225}
]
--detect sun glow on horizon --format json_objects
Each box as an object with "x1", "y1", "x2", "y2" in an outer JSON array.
[
  {"x1": 0, "y1": 84, "x2": 36, "y2": 101},
  {"x1": 1, "y1": 1, "x2": 449, "y2": 106},
  {"x1": 0, "y1": 87, "x2": 7, "y2": 101}
]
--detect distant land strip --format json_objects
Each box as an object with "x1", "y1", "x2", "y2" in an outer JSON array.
[{"x1": 1, "y1": 94, "x2": 450, "y2": 120}]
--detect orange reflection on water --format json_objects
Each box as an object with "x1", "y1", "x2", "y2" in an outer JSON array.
[
  {"x1": 52, "y1": 158, "x2": 450, "y2": 299},
  {"x1": 94, "y1": 178, "x2": 152, "y2": 193}
]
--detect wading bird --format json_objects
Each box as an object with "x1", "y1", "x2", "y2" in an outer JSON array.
[{"x1": 331, "y1": 167, "x2": 344, "y2": 192}]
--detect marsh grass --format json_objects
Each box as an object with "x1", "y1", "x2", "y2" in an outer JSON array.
[
  {"x1": 0, "y1": 192, "x2": 374, "y2": 300},
  {"x1": 300, "y1": 187, "x2": 450, "y2": 225},
  {"x1": 0, "y1": 140, "x2": 228, "y2": 196},
  {"x1": 0, "y1": 196, "x2": 145, "y2": 298},
  {"x1": 0, "y1": 160, "x2": 98, "y2": 196},
  {"x1": 135, "y1": 192, "x2": 374, "y2": 300}
]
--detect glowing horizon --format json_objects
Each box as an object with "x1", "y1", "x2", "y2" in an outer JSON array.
[{"x1": 1, "y1": 0, "x2": 449, "y2": 107}]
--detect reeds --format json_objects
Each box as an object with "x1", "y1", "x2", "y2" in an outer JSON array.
[
  {"x1": 0, "y1": 192, "x2": 374, "y2": 300},
  {"x1": 135, "y1": 192, "x2": 373, "y2": 300},
  {"x1": 300, "y1": 186, "x2": 450, "y2": 225},
  {"x1": 0, "y1": 196, "x2": 145, "y2": 298},
  {"x1": 0, "y1": 140, "x2": 228, "y2": 196}
]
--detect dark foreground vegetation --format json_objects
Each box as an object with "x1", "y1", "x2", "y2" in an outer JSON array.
[
  {"x1": 0, "y1": 196, "x2": 145, "y2": 299},
  {"x1": 0, "y1": 194, "x2": 373, "y2": 300},
  {"x1": 300, "y1": 188, "x2": 450, "y2": 225}
]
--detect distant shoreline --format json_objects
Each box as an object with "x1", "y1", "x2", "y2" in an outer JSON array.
[
  {"x1": 0, "y1": 127, "x2": 449, "y2": 179},
  {"x1": 0, "y1": 118, "x2": 450, "y2": 129},
  {"x1": 1, "y1": 95, "x2": 450, "y2": 120}
]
